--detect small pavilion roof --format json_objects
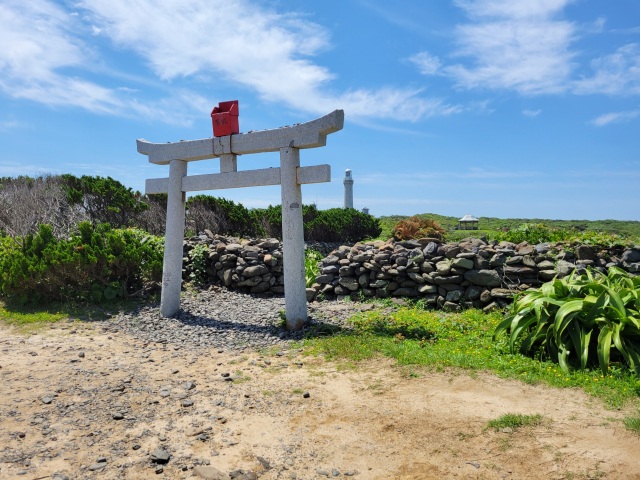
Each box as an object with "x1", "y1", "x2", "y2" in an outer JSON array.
[{"x1": 459, "y1": 214, "x2": 479, "y2": 222}]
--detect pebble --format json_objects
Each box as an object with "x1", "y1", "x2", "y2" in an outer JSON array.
[
  {"x1": 193, "y1": 465, "x2": 228, "y2": 479},
  {"x1": 150, "y1": 447, "x2": 171, "y2": 464}
]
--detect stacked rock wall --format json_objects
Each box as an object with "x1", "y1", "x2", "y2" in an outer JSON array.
[
  {"x1": 183, "y1": 231, "x2": 640, "y2": 310},
  {"x1": 185, "y1": 232, "x2": 286, "y2": 295}
]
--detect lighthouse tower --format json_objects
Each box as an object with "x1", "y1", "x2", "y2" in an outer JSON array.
[{"x1": 343, "y1": 169, "x2": 354, "y2": 209}]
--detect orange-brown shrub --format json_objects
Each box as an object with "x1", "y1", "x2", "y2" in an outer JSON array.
[{"x1": 392, "y1": 216, "x2": 445, "y2": 241}]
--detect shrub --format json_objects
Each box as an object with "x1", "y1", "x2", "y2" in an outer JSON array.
[
  {"x1": 134, "y1": 193, "x2": 167, "y2": 236},
  {"x1": 0, "y1": 222, "x2": 163, "y2": 303},
  {"x1": 0, "y1": 175, "x2": 87, "y2": 238},
  {"x1": 186, "y1": 195, "x2": 262, "y2": 238},
  {"x1": 305, "y1": 249, "x2": 323, "y2": 287},
  {"x1": 491, "y1": 223, "x2": 571, "y2": 245},
  {"x1": 306, "y1": 208, "x2": 381, "y2": 243},
  {"x1": 61, "y1": 174, "x2": 148, "y2": 228},
  {"x1": 187, "y1": 243, "x2": 209, "y2": 286},
  {"x1": 254, "y1": 204, "x2": 320, "y2": 239},
  {"x1": 392, "y1": 216, "x2": 445, "y2": 241},
  {"x1": 494, "y1": 267, "x2": 640, "y2": 375}
]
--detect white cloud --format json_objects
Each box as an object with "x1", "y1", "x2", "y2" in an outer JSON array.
[
  {"x1": 0, "y1": 0, "x2": 457, "y2": 124},
  {"x1": 522, "y1": 109, "x2": 542, "y2": 117},
  {"x1": 0, "y1": 1, "x2": 202, "y2": 125},
  {"x1": 0, "y1": 1, "x2": 124, "y2": 111},
  {"x1": 408, "y1": 52, "x2": 442, "y2": 75},
  {"x1": 453, "y1": 0, "x2": 572, "y2": 19},
  {"x1": 574, "y1": 43, "x2": 640, "y2": 95},
  {"x1": 590, "y1": 109, "x2": 640, "y2": 126},
  {"x1": 78, "y1": 0, "x2": 454, "y2": 121},
  {"x1": 446, "y1": 1, "x2": 577, "y2": 94}
]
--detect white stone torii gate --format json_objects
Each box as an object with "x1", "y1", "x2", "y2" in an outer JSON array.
[{"x1": 137, "y1": 109, "x2": 344, "y2": 330}]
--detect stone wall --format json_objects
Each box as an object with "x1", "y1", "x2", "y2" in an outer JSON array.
[{"x1": 184, "y1": 231, "x2": 640, "y2": 311}]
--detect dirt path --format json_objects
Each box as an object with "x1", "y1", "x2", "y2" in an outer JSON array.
[{"x1": 1, "y1": 321, "x2": 638, "y2": 480}]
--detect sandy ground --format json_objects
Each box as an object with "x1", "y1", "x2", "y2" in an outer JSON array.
[{"x1": 1, "y1": 320, "x2": 639, "y2": 480}]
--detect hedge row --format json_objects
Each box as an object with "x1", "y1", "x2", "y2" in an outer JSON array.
[{"x1": 0, "y1": 175, "x2": 381, "y2": 242}]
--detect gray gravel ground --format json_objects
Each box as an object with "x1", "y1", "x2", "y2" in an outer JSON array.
[{"x1": 105, "y1": 287, "x2": 376, "y2": 352}]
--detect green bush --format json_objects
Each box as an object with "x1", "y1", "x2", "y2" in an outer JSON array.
[
  {"x1": 187, "y1": 243, "x2": 209, "y2": 287},
  {"x1": 251, "y1": 204, "x2": 378, "y2": 243},
  {"x1": 253, "y1": 204, "x2": 320, "y2": 239},
  {"x1": 0, "y1": 222, "x2": 163, "y2": 303},
  {"x1": 306, "y1": 208, "x2": 381, "y2": 243},
  {"x1": 305, "y1": 249, "x2": 323, "y2": 287},
  {"x1": 61, "y1": 174, "x2": 148, "y2": 228},
  {"x1": 491, "y1": 223, "x2": 572, "y2": 244},
  {"x1": 186, "y1": 195, "x2": 262, "y2": 238},
  {"x1": 494, "y1": 267, "x2": 640, "y2": 375}
]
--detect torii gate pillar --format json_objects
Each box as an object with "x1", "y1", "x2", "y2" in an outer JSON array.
[
  {"x1": 280, "y1": 146, "x2": 305, "y2": 329},
  {"x1": 138, "y1": 109, "x2": 344, "y2": 331},
  {"x1": 162, "y1": 159, "x2": 187, "y2": 317}
]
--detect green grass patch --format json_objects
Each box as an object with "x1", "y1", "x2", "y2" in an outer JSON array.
[
  {"x1": 0, "y1": 302, "x2": 69, "y2": 326},
  {"x1": 0, "y1": 296, "x2": 154, "y2": 329},
  {"x1": 303, "y1": 307, "x2": 640, "y2": 408},
  {"x1": 623, "y1": 415, "x2": 640, "y2": 434},
  {"x1": 487, "y1": 413, "x2": 543, "y2": 431}
]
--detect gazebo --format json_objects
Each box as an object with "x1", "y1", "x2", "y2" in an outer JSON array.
[{"x1": 458, "y1": 214, "x2": 479, "y2": 230}]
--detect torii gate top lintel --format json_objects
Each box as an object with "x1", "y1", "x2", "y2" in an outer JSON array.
[{"x1": 137, "y1": 109, "x2": 344, "y2": 165}]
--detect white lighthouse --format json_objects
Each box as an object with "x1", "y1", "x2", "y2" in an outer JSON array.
[{"x1": 343, "y1": 169, "x2": 354, "y2": 209}]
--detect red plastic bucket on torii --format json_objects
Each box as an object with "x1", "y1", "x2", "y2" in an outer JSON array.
[{"x1": 211, "y1": 100, "x2": 239, "y2": 137}]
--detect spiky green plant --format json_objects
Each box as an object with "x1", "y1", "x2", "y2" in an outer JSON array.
[{"x1": 494, "y1": 267, "x2": 640, "y2": 375}]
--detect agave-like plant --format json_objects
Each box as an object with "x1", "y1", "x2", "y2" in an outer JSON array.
[{"x1": 494, "y1": 267, "x2": 640, "y2": 375}]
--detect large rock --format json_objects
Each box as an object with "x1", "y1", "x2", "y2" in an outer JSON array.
[
  {"x1": 435, "y1": 260, "x2": 452, "y2": 274},
  {"x1": 419, "y1": 284, "x2": 437, "y2": 294},
  {"x1": 445, "y1": 289, "x2": 464, "y2": 302},
  {"x1": 576, "y1": 245, "x2": 596, "y2": 261},
  {"x1": 451, "y1": 257, "x2": 474, "y2": 270},
  {"x1": 464, "y1": 269, "x2": 501, "y2": 287},
  {"x1": 556, "y1": 260, "x2": 576, "y2": 278},
  {"x1": 316, "y1": 274, "x2": 334, "y2": 284},
  {"x1": 622, "y1": 248, "x2": 640, "y2": 264},
  {"x1": 423, "y1": 242, "x2": 439, "y2": 256},
  {"x1": 392, "y1": 287, "x2": 419, "y2": 297},
  {"x1": 464, "y1": 285, "x2": 483, "y2": 300},
  {"x1": 490, "y1": 288, "x2": 515, "y2": 299},
  {"x1": 339, "y1": 277, "x2": 360, "y2": 291}
]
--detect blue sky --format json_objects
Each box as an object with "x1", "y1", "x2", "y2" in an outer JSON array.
[{"x1": 1, "y1": 0, "x2": 639, "y2": 220}]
